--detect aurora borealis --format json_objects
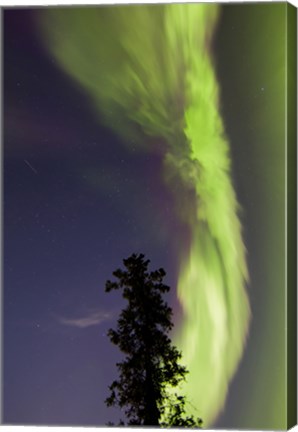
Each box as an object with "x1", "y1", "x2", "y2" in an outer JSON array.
[
  {"x1": 38, "y1": 4, "x2": 250, "y2": 424},
  {"x1": 3, "y1": 3, "x2": 294, "y2": 430}
]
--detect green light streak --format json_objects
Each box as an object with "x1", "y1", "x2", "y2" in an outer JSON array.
[{"x1": 39, "y1": 4, "x2": 250, "y2": 425}]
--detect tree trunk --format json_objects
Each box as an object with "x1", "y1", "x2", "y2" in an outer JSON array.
[{"x1": 143, "y1": 365, "x2": 160, "y2": 426}]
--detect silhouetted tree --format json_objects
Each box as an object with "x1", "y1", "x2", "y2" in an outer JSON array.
[{"x1": 105, "y1": 253, "x2": 202, "y2": 427}]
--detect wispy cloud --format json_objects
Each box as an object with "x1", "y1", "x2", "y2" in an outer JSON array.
[{"x1": 58, "y1": 310, "x2": 112, "y2": 329}]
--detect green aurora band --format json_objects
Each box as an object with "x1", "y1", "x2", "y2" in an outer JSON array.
[{"x1": 39, "y1": 4, "x2": 250, "y2": 425}]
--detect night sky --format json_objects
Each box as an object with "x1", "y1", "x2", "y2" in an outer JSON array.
[{"x1": 3, "y1": 4, "x2": 289, "y2": 429}]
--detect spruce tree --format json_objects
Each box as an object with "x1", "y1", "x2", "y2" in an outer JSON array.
[{"x1": 105, "y1": 253, "x2": 202, "y2": 427}]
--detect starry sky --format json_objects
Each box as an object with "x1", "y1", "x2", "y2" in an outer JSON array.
[{"x1": 3, "y1": 3, "x2": 290, "y2": 429}]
